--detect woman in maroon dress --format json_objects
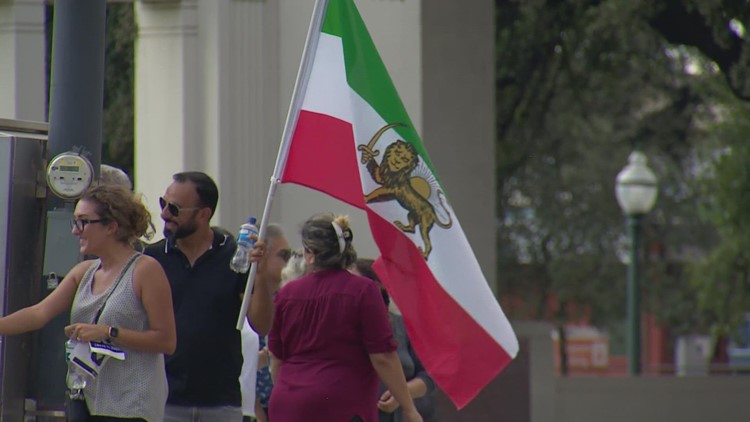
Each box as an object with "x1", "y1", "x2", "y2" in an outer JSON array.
[{"x1": 268, "y1": 214, "x2": 422, "y2": 422}]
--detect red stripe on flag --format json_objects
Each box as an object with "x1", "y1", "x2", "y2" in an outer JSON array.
[
  {"x1": 367, "y1": 211, "x2": 513, "y2": 409},
  {"x1": 281, "y1": 110, "x2": 366, "y2": 209},
  {"x1": 280, "y1": 109, "x2": 512, "y2": 407}
]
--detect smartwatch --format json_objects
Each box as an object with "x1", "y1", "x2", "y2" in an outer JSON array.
[{"x1": 109, "y1": 326, "x2": 119, "y2": 339}]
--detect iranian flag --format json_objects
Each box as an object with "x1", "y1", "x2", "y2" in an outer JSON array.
[{"x1": 275, "y1": 0, "x2": 518, "y2": 408}]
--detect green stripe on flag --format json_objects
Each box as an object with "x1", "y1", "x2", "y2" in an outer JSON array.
[{"x1": 322, "y1": 0, "x2": 438, "y2": 177}]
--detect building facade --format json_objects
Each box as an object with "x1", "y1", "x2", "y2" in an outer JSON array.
[{"x1": 1, "y1": 0, "x2": 497, "y2": 291}]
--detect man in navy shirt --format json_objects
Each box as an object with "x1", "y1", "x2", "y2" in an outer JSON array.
[{"x1": 146, "y1": 171, "x2": 287, "y2": 421}]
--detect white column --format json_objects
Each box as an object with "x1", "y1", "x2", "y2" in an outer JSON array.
[
  {"x1": 200, "y1": 0, "x2": 281, "y2": 230},
  {"x1": 0, "y1": 0, "x2": 45, "y2": 121},
  {"x1": 135, "y1": 0, "x2": 281, "y2": 233},
  {"x1": 422, "y1": 0, "x2": 497, "y2": 292},
  {"x1": 134, "y1": 0, "x2": 201, "y2": 235}
]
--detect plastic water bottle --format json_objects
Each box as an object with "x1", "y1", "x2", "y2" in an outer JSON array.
[
  {"x1": 230, "y1": 216, "x2": 259, "y2": 273},
  {"x1": 65, "y1": 339, "x2": 88, "y2": 399}
]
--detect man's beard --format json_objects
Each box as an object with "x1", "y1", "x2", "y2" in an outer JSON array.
[{"x1": 163, "y1": 219, "x2": 199, "y2": 241}]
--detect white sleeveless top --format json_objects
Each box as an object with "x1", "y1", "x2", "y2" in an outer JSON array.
[{"x1": 70, "y1": 255, "x2": 167, "y2": 422}]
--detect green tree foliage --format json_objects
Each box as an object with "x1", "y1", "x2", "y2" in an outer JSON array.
[
  {"x1": 689, "y1": 105, "x2": 750, "y2": 339},
  {"x1": 102, "y1": 4, "x2": 136, "y2": 177},
  {"x1": 495, "y1": 0, "x2": 749, "y2": 345}
]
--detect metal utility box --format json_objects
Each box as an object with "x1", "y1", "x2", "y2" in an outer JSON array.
[{"x1": 0, "y1": 119, "x2": 48, "y2": 421}]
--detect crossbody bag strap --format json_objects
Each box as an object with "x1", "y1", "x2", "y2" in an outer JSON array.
[{"x1": 92, "y1": 253, "x2": 141, "y2": 324}]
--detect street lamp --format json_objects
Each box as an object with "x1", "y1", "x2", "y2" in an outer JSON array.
[{"x1": 615, "y1": 150, "x2": 658, "y2": 375}]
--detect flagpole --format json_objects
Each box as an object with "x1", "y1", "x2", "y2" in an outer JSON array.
[{"x1": 236, "y1": 0, "x2": 332, "y2": 330}]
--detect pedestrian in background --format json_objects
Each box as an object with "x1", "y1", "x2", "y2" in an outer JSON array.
[
  {"x1": 241, "y1": 224, "x2": 292, "y2": 422},
  {"x1": 352, "y1": 258, "x2": 438, "y2": 422}
]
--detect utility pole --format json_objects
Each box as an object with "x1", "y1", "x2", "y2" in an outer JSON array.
[{"x1": 36, "y1": 0, "x2": 106, "y2": 410}]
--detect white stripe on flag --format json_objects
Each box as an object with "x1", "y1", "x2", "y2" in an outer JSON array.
[
  {"x1": 301, "y1": 33, "x2": 352, "y2": 123},
  {"x1": 301, "y1": 32, "x2": 517, "y2": 356}
]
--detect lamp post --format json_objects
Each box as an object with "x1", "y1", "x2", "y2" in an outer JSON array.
[{"x1": 615, "y1": 151, "x2": 658, "y2": 375}]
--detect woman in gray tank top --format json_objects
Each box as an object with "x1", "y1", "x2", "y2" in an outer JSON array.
[{"x1": 0, "y1": 185, "x2": 176, "y2": 421}]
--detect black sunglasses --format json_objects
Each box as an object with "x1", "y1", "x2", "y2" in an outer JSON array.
[
  {"x1": 159, "y1": 197, "x2": 201, "y2": 217},
  {"x1": 277, "y1": 249, "x2": 292, "y2": 263},
  {"x1": 71, "y1": 218, "x2": 107, "y2": 231},
  {"x1": 277, "y1": 249, "x2": 301, "y2": 263}
]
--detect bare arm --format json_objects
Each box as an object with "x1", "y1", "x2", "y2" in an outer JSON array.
[
  {"x1": 246, "y1": 240, "x2": 274, "y2": 336},
  {"x1": 66, "y1": 257, "x2": 176, "y2": 354},
  {"x1": 0, "y1": 261, "x2": 88, "y2": 336},
  {"x1": 270, "y1": 352, "x2": 281, "y2": 384},
  {"x1": 379, "y1": 378, "x2": 429, "y2": 413},
  {"x1": 407, "y1": 377, "x2": 428, "y2": 399},
  {"x1": 247, "y1": 273, "x2": 273, "y2": 336},
  {"x1": 370, "y1": 351, "x2": 421, "y2": 420}
]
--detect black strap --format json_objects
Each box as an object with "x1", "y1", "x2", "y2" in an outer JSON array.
[{"x1": 92, "y1": 253, "x2": 140, "y2": 324}]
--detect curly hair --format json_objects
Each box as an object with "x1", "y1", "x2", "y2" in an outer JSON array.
[
  {"x1": 301, "y1": 213, "x2": 357, "y2": 270},
  {"x1": 80, "y1": 185, "x2": 153, "y2": 246}
]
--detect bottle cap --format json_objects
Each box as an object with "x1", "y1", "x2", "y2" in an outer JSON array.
[{"x1": 249, "y1": 216, "x2": 257, "y2": 224}]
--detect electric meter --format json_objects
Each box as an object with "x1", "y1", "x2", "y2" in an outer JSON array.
[{"x1": 46, "y1": 152, "x2": 94, "y2": 199}]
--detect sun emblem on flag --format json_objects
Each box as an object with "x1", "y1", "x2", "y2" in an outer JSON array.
[{"x1": 357, "y1": 123, "x2": 453, "y2": 260}]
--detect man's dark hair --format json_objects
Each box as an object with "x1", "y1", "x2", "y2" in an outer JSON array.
[{"x1": 173, "y1": 171, "x2": 219, "y2": 217}]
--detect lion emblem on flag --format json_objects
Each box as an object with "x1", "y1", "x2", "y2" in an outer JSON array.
[{"x1": 358, "y1": 123, "x2": 453, "y2": 260}]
